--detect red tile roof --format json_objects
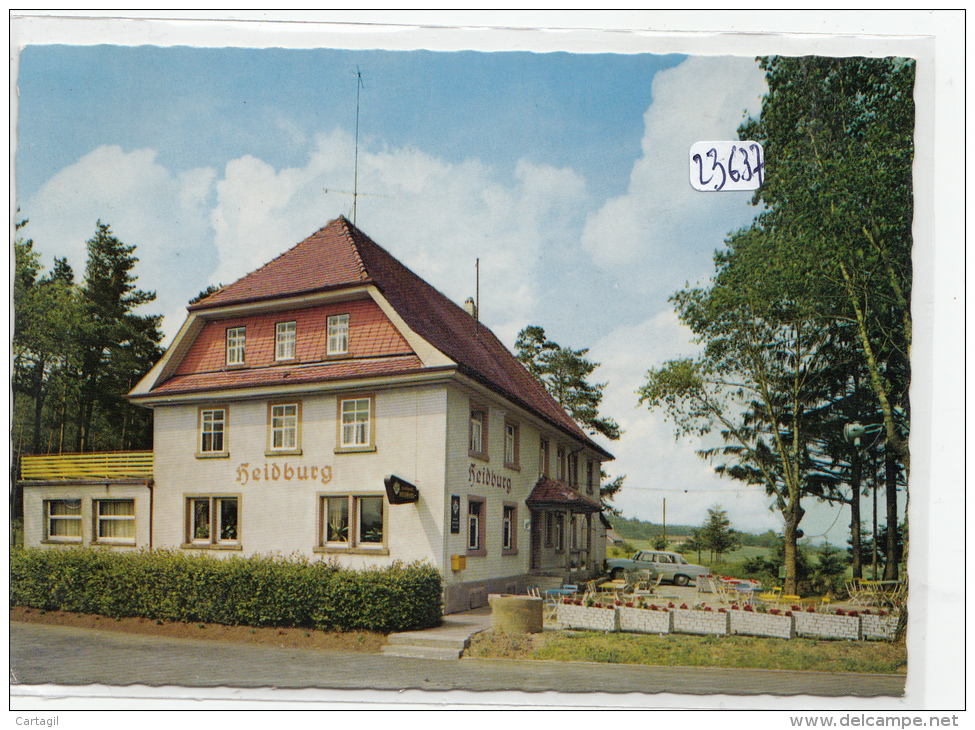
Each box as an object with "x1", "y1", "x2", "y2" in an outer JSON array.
[
  {"x1": 188, "y1": 222, "x2": 371, "y2": 310},
  {"x1": 152, "y1": 355, "x2": 425, "y2": 396},
  {"x1": 526, "y1": 476, "x2": 603, "y2": 513},
  {"x1": 172, "y1": 216, "x2": 611, "y2": 460},
  {"x1": 175, "y1": 301, "x2": 411, "y2": 376}
]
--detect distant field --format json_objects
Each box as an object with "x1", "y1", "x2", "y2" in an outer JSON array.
[{"x1": 621, "y1": 540, "x2": 771, "y2": 566}]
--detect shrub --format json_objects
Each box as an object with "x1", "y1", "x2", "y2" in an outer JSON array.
[{"x1": 10, "y1": 548, "x2": 442, "y2": 633}]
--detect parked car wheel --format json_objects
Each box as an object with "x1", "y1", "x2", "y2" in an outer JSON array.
[
  {"x1": 674, "y1": 574, "x2": 690, "y2": 587},
  {"x1": 611, "y1": 567, "x2": 625, "y2": 580}
]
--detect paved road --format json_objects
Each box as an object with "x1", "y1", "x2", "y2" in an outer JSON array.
[{"x1": 11, "y1": 621, "x2": 905, "y2": 698}]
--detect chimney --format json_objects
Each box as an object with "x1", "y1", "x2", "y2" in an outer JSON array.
[{"x1": 463, "y1": 297, "x2": 477, "y2": 319}]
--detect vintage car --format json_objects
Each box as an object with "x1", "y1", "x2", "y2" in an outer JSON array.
[{"x1": 606, "y1": 550, "x2": 710, "y2": 586}]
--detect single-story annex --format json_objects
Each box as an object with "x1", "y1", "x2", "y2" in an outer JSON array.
[{"x1": 21, "y1": 216, "x2": 613, "y2": 613}]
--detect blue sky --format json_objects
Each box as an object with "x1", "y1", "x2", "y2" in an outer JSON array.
[{"x1": 12, "y1": 40, "x2": 896, "y2": 543}]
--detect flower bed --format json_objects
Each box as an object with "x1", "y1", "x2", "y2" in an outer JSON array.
[
  {"x1": 729, "y1": 608, "x2": 794, "y2": 639},
  {"x1": 618, "y1": 604, "x2": 672, "y2": 635},
  {"x1": 557, "y1": 600, "x2": 618, "y2": 632},
  {"x1": 793, "y1": 610, "x2": 861, "y2": 640},
  {"x1": 671, "y1": 606, "x2": 729, "y2": 636},
  {"x1": 860, "y1": 611, "x2": 899, "y2": 641}
]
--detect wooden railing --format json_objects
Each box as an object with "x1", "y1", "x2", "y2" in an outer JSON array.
[{"x1": 19, "y1": 451, "x2": 154, "y2": 481}]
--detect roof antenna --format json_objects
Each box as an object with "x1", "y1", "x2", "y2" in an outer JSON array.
[
  {"x1": 353, "y1": 66, "x2": 363, "y2": 227},
  {"x1": 323, "y1": 67, "x2": 388, "y2": 223}
]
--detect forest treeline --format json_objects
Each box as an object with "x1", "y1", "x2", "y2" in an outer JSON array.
[{"x1": 13, "y1": 219, "x2": 164, "y2": 487}]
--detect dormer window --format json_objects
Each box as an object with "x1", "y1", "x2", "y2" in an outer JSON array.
[
  {"x1": 226, "y1": 327, "x2": 246, "y2": 366},
  {"x1": 275, "y1": 321, "x2": 296, "y2": 361},
  {"x1": 327, "y1": 314, "x2": 350, "y2": 355}
]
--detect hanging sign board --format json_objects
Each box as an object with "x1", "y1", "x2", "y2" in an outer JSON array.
[
  {"x1": 450, "y1": 495, "x2": 461, "y2": 534},
  {"x1": 384, "y1": 475, "x2": 419, "y2": 505}
]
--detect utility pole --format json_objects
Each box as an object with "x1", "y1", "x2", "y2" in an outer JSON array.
[{"x1": 662, "y1": 497, "x2": 666, "y2": 546}]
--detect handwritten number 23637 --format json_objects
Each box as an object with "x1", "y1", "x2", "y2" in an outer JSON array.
[{"x1": 692, "y1": 144, "x2": 764, "y2": 191}]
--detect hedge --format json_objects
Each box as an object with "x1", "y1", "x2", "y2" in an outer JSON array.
[{"x1": 10, "y1": 548, "x2": 442, "y2": 633}]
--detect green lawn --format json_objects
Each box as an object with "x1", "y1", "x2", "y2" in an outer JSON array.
[{"x1": 469, "y1": 630, "x2": 906, "y2": 674}]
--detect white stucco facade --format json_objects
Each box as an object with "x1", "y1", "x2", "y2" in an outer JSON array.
[{"x1": 150, "y1": 382, "x2": 449, "y2": 568}]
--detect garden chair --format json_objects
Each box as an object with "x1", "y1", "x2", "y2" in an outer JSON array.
[
  {"x1": 623, "y1": 571, "x2": 660, "y2": 600},
  {"x1": 583, "y1": 580, "x2": 600, "y2": 602},
  {"x1": 697, "y1": 574, "x2": 715, "y2": 594},
  {"x1": 846, "y1": 578, "x2": 865, "y2": 605},
  {"x1": 758, "y1": 586, "x2": 783, "y2": 606}
]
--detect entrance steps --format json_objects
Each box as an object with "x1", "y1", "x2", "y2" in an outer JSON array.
[
  {"x1": 380, "y1": 606, "x2": 492, "y2": 661},
  {"x1": 381, "y1": 632, "x2": 470, "y2": 660}
]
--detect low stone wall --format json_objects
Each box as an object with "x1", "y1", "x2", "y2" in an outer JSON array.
[
  {"x1": 672, "y1": 608, "x2": 729, "y2": 636},
  {"x1": 793, "y1": 611, "x2": 861, "y2": 640},
  {"x1": 549, "y1": 603, "x2": 897, "y2": 642},
  {"x1": 618, "y1": 606, "x2": 672, "y2": 635},
  {"x1": 861, "y1": 613, "x2": 899, "y2": 641},
  {"x1": 729, "y1": 609, "x2": 795, "y2": 639},
  {"x1": 558, "y1": 603, "x2": 619, "y2": 632}
]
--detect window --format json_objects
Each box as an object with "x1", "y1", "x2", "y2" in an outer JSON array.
[
  {"x1": 568, "y1": 452, "x2": 579, "y2": 487},
  {"x1": 557, "y1": 445, "x2": 566, "y2": 481},
  {"x1": 544, "y1": 512, "x2": 553, "y2": 547},
  {"x1": 45, "y1": 499, "x2": 82, "y2": 542},
  {"x1": 569, "y1": 514, "x2": 578, "y2": 550},
  {"x1": 467, "y1": 498, "x2": 486, "y2": 556},
  {"x1": 327, "y1": 314, "x2": 350, "y2": 355},
  {"x1": 339, "y1": 396, "x2": 374, "y2": 450},
  {"x1": 226, "y1": 327, "x2": 246, "y2": 365},
  {"x1": 199, "y1": 407, "x2": 227, "y2": 455},
  {"x1": 324, "y1": 496, "x2": 349, "y2": 545},
  {"x1": 502, "y1": 503, "x2": 517, "y2": 554},
  {"x1": 586, "y1": 460, "x2": 594, "y2": 494},
  {"x1": 275, "y1": 321, "x2": 296, "y2": 361},
  {"x1": 268, "y1": 402, "x2": 300, "y2": 453},
  {"x1": 469, "y1": 408, "x2": 488, "y2": 459},
  {"x1": 539, "y1": 438, "x2": 550, "y2": 477},
  {"x1": 318, "y1": 494, "x2": 386, "y2": 551},
  {"x1": 186, "y1": 496, "x2": 239, "y2": 548},
  {"x1": 504, "y1": 421, "x2": 519, "y2": 468},
  {"x1": 554, "y1": 513, "x2": 564, "y2": 551},
  {"x1": 94, "y1": 499, "x2": 135, "y2": 543},
  {"x1": 358, "y1": 496, "x2": 384, "y2": 546}
]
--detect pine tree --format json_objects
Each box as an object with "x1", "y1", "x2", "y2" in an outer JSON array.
[
  {"x1": 701, "y1": 505, "x2": 738, "y2": 563},
  {"x1": 74, "y1": 221, "x2": 162, "y2": 451}
]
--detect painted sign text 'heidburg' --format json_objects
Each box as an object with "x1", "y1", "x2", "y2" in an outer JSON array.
[{"x1": 236, "y1": 462, "x2": 332, "y2": 485}]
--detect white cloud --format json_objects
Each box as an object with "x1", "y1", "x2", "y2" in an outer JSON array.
[
  {"x1": 580, "y1": 56, "x2": 767, "y2": 271},
  {"x1": 21, "y1": 145, "x2": 218, "y2": 343},
  {"x1": 209, "y1": 129, "x2": 590, "y2": 350}
]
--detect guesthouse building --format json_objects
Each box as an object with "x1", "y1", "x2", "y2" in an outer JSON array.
[{"x1": 21, "y1": 216, "x2": 612, "y2": 613}]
